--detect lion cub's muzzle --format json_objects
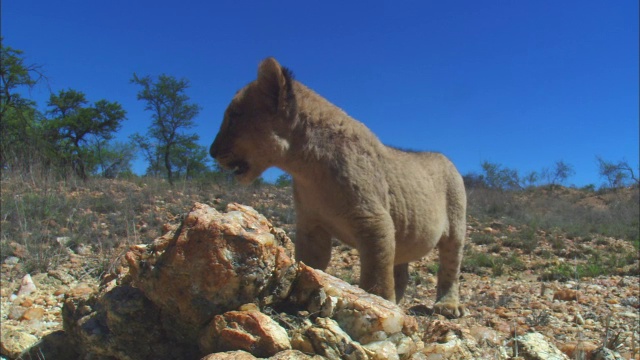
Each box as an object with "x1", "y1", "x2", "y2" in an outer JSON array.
[
  {"x1": 209, "y1": 140, "x2": 222, "y2": 160},
  {"x1": 210, "y1": 142, "x2": 250, "y2": 176},
  {"x1": 226, "y1": 160, "x2": 249, "y2": 176}
]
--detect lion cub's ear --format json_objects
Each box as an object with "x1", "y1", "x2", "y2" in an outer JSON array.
[{"x1": 257, "y1": 57, "x2": 288, "y2": 112}]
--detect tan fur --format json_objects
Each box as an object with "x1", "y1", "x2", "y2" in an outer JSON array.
[{"x1": 210, "y1": 58, "x2": 467, "y2": 317}]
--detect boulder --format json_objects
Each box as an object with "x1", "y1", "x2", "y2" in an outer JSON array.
[
  {"x1": 58, "y1": 202, "x2": 426, "y2": 359},
  {"x1": 289, "y1": 263, "x2": 409, "y2": 343},
  {"x1": 125, "y1": 202, "x2": 292, "y2": 339}
]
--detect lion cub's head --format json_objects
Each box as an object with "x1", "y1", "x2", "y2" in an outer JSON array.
[{"x1": 210, "y1": 58, "x2": 296, "y2": 184}]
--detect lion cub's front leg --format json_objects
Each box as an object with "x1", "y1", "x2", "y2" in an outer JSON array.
[
  {"x1": 295, "y1": 224, "x2": 332, "y2": 271},
  {"x1": 354, "y1": 213, "x2": 397, "y2": 302}
]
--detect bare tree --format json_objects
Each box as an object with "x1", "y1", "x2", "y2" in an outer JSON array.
[
  {"x1": 596, "y1": 156, "x2": 639, "y2": 188},
  {"x1": 481, "y1": 161, "x2": 521, "y2": 191}
]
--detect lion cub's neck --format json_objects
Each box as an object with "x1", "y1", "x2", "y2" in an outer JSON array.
[{"x1": 277, "y1": 82, "x2": 383, "y2": 181}]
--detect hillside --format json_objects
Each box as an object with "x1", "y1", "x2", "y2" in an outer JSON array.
[{"x1": 1, "y1": 175, "x2": 638, "y2": 359}]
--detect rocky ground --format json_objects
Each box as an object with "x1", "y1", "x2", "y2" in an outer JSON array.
[
  {"x1": 1, "y1": 179, "x2": 639, "y2": 359},
  {"x1": 332, "y1": 222, "x2": 639, "y2": 354}
]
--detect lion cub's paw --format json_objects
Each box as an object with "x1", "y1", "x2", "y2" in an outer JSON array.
[{"x1": 433, "y1": 302, "x2": 468, "y2": 319}]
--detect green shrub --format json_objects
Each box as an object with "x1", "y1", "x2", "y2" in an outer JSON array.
[
  {"x1": 540, "y1": 251, "x2": 632, "y2": 281},
  {"x1": 463, "y1": 251, "x2": 496, "y2": 274},
  {"x1": 471, "y1": 232, "x2": 495, "y2": 245},
  {"x1": 550, "y1": 237, "x2": 566, "y2": 250},
  {"x1": 501, "y1": 237, "x2": 521, "y2": 248},
  {"x1": 504, "y1": 253, "x2": 526, "y2": 271},
  {"x1": 426, "y1": 263, "x2": 439, "y2": 274},
  {"x1": 541, "y1": 263, "x2": 576, "y2": 282},
  {"x1": 491, "y1": 261, "x2": 505, "y2": 277}
]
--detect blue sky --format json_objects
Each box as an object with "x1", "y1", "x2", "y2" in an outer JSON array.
[{"x1": 3, "y1": 1, "x2": 638, "y2": 186}]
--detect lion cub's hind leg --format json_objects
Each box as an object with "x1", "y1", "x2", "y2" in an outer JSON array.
[{"x1": 433, "y1": 228, "x2": 467, "y2": 318}]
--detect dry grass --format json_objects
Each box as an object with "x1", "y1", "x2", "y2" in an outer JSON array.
[
  {"x1": 467, "y1": 186, "x2": 639, "y2": 243},
  {"x1": 1, "y1": 169, "x2": 638, "y2": 279},
  {"x1": 0, "y1": 171, "x2": 292, "y2": 274}
]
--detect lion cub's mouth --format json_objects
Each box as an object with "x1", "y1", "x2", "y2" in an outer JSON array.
[{"x1": 228, "y1": 160, "x2": 249, "y2": 176}]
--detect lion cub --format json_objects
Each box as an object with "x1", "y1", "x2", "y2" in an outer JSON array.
[{"x1": 210, "y1": 58, "x2": 467, "y2": 317}]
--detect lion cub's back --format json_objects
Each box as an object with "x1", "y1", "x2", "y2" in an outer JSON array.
[
  {"x1": 384, "y1": 146, "x2": 466, "y2": 236},
  {"x1": 385, "y1": 147, "x2": 463, "y2": 188}
]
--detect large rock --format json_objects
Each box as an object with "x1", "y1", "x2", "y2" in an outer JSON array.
[
  {"x1": 290, "y1": 263, "x2": 409, "y2": 342},
  {"x1": 62, "y1": 203, "x2": 292, "y2": 359},
  {"x1": 59, "y1": 202, "x2": 423, "y2": 359},
  {"x1": 7, "y1": 330, "x2": 79, "y2": 360},
  {"x1": 126, "y1": 203, "x2": 291, "y2": 329},
  {"x1": 63, "y1": 284, "x2": 198, "y2": 359},
  {"x1": 0, "y1": 327, "x2": 39, "y2": 359},
  {"x1": 125, "y1": 202, "x2": 292, "y2": 339}
]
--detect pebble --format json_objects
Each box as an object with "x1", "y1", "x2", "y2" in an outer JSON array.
[
  {"x1": 21, "y1": 307, "x2": 45, "y2": 321},
  {"x1": 55, "y1": 236, "x2": 72, "y2": 247},
  {"x1": 7, "y1": 306, "x2": 26, "y2": 320},
  {"x1": 54, "y1": 287, "x2": 68, "y2": 296},
  {"x1": 76, "y1": 244, "x2": 92, "y2": 256},
  {"x1": 46, "y1": 297, "x2": 58, "y2": 306},
  {"x1": 560, "y1": 341, "x2": 598, "y2": 358},
  {"x1": 48, "y1": 269, "x2": 75, "y2": 284},
  {"x1": 469, "y1": 326, "x2": 500, "y2": 345},
  {"x1": 553, "y1": 289, "x2": 578, "y2": 301},
  {"x1": 620, "y1": 312, "x2": 638, "y2": 319},
  {"x1": 68, "y1": 284, "x2": 94, "y2": 297},
  {"x1": 3, "y1": 256, "x2": 20, "y2": 265},
  {"x1": 573, "y1": 313, "x2": 584, "y2": 325},
  {"x1": 17, "y1": 274, "x2": 37, "y2": 297}
]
